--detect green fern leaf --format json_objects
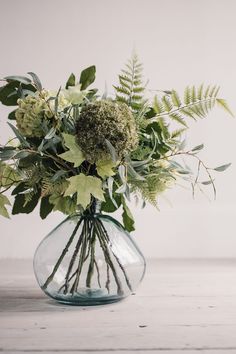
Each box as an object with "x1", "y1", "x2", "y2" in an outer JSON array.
[
  {"x1": 216, "y1": 98, "x2": 234, "y2": 117},
  {"x1": 171, "y1": 90, "x2": 181, "y2": 107},
  {"x1": 153, "y1": 96, "x2": 165, "y2": 114},
  {"x1": 162, "y1": 95, "x2": 173, "y2": 111},
  {"x1": 115, "y1": 53, "x2": 146, "y2": 112}
]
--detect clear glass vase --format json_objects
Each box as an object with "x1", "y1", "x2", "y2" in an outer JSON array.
[{"x1": 33, "y1": 212, "x2": 146, "y2": 306}]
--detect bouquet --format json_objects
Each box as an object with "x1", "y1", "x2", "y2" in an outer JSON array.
[{"x1": 0, "y1": 54, "x2": 232, "y2": 305}]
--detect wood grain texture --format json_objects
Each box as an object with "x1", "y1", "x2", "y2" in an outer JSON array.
[{"x1": 1, "y1": 259, "x2": 236, "y2": 354}]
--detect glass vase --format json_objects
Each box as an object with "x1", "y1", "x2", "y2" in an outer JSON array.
[{"x1": 33, "y1": 212, "x2": 146, "y2": 306}]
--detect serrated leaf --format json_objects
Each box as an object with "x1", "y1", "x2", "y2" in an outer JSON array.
[
  {"x1": 79, "y1": 65, "x2": 96, "y2": 90},
  {"x1": 96, "y1": 159, "x2": 115, "y2": 179},
  {"x1": 59, "y1": 134, "x2": 84, "y2": 167},
  {"x1": 216, "y1": 99, "x2": 234, "y2": 117},
  {"x1": 64, "y1": 173, "x2": 105, "y2": 209},
  {"x1": 0, "y1": 194, "x2": 11, "y2": 218},
  {"x1": 214, "y1": 163, "x2": 231, "y2": 172},
  {"x1": 49, "y1": 193, "x2": 77, "y2": 215}
]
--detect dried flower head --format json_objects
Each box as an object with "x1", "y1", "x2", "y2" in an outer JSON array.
[
  {"x1": 15, "y1": 90, "x2": 69, "y2": 138},
  {"x1": 76, "y1": 100, "x2": 138, "y2": 162}
]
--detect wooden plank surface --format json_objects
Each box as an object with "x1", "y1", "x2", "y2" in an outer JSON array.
[{"x1": 1, "y1": 259, "x2": 236, "y2": 354}]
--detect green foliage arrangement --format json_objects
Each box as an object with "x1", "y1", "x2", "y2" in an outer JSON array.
[{"x1": 0, "y1": 54, "x2": 232, "y2": 230}]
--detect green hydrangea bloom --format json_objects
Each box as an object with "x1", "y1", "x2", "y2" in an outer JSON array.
[
  {"x1": 15, "y1": 91, "x2": 54, "y2": 138},
  {"x1": 76, "y1": 100, "x2": 138, "y2": 162}
]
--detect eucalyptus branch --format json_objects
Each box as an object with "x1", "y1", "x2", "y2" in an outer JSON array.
[{"x1": 165, "y1": 149, "x2": 217, "y2": 198}]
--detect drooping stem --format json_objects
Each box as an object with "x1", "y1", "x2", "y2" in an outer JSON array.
[{"x1": 42, "y1": 217, "x2": 83, "y2": 290}]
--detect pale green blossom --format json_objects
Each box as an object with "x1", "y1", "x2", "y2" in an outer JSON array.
[{"x1": 63, "y1": 84, "x2": 85, "y2": 105}]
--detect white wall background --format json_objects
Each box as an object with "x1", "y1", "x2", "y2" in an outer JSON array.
[{"x1": 0, "y1": 0, "x2": 235, "y2": 259}]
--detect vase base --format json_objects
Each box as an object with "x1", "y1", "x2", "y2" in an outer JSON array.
[{"x1": 46, "y1": 288, "x2": 126, "y2": 306}]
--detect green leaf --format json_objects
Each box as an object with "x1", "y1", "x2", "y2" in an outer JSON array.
[
  {"x1": 40, "y1": 196, "x2": 54, "y2": 219},
  {"x1": 216, "y1": 99, "x2": 234, "y2": 117},
  {"x1": 201, "y1": 180, "x2": 214, "y2": 185},
  {"x1": 8, "y1": 122, "x2": 30, "y2": 148},
  {"x1": 214, "y1": 163, "x2": 231, "y2": 172},
  {"x1": 191, "y1": 144, "x2": 204, "y2": 152},
  {"x1": 0, "y1": 82, "x2": 19, "y2": 106},
  {"x1": 0, "y1": 81, "x2": 36, "y2": 106},
  {"x1": 65, "y1": 73, "x2": 76, "y2": 89},
  {"x1": 0, "y1": 163, "x2": 20, "y2": 187},
  {"x1": 4, "y1": 75, "x2": 32, "y2": 85},
  {"x1": 96, "y1": 159, "x2": 115, "y2": 179},
  {"x1": 0, "y1": 194, "x2": 11, "y2": 218},
  {"x1": 105, "y1": 139, "x2": 118, "y2": 162},
  {"x1": 12, "y1": 190, "x2": 41, "y2": 215},
  {"x1": 59, "y1": 134, "x2": 85, "y2": 167},
  {"x1": 49, "y1": 193, "x2": 76, "y2": 215},
  {"x1": 27, "y1": 72, "x2": 43, "y2": 91},
  {"x1": 101, "y1": 190, "x2": 121, "y2": 213},
  {"x1": 8, "y1": 110, "x2": 17, "y2": 120},
  {"x1": 79, "y1": 66, "x2": 96, "y2": 90},
  {"x1": 121, "y1": 197, "x2": 135, "y2": 232},
  {"x1": 171, "y1": 90, "x2": 181, "y2": 107},
  {"x1": 65, "y1": 173, "x2": 105, "y2": 209},
  {"x1": 11, "y1": 182, "x2": 28, "y2": 195}
]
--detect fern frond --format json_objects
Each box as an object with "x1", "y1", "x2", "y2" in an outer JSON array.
[
  {"x1": 150, "y1": 85, "x2": 224, "y2": 127},
  {"x1": 114, "y1": 53, "x2": 146, "y2": 112},
  {"x1": 23, "y1": 190, "x2": 35, "y2": 206},
  {"x1": 130, "y1": 172, "x2": 172, "y2": 207},
  {"x1": 41, "y1": 177, "x2": 69, "y2": 197}
]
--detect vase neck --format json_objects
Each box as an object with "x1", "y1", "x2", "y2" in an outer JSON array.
[{"x1": 83, "y1": 198, "x2": 101, "y2": 217}]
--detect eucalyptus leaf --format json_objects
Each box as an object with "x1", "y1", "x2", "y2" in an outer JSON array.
[
  {"x1": 191, "y1": 144, "x2": 204, "y2": 152},
  {"x1": 8, "y1": 122, "x2": 30, "y2": 148},
  {"x1": 27, "y1": 72, "x2": 43, "y2": 91},
  {"x1": 4, "y1": 75, "x2": 32, "y2": 85},
  {"x1": 105, "y1": 139, "x2": 118, "y2": 162},
  {"x1": 214, "y1": 163, "x2": 231, "y2": 172}
]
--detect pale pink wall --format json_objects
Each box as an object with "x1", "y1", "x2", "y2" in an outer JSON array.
[{"x1": 0, "y1": 0, "x2": 235, "y2": 258}]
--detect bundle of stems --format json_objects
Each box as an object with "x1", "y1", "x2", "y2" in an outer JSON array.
[{"x1": 42, "y1": 208, "x2": 133, "y2": 297}]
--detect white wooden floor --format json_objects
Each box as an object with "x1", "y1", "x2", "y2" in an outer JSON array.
[{"x1": 1, "y1": 259, "x2": 236, "y2": 354}]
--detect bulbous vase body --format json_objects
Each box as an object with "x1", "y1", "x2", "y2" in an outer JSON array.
[{"x1": 33, "y1": 213, "x2": 146, "y2": 306}]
